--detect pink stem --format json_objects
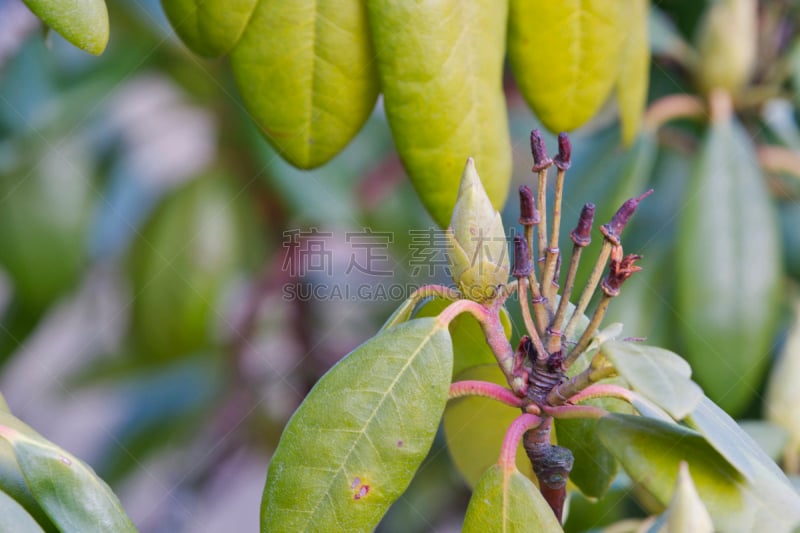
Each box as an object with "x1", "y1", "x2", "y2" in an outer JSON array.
[
  {"x1": 542, "y1": 404, "x2": 608, "y2": 420},
  {"x1": 449, "y1": 381, "x2": 523, "y2": 407},
  {"x1": 412, "y1": 284, "x2": 461, "y2": 301},
  {"x1": 566, "y1": 383, "x2": 635, "y2": 405},
  {"x1": 499, "y1": 413, "x2": 542, "y2": 471}
]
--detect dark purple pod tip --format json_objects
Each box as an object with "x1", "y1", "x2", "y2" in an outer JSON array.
[
  {"x1": 570, "y1": 203, "x2": 595, "y2": 247},
  {"x1": 512, "y1": 235, "x2": 533, "y2": 278},
  {"x1": 530, "y1": 129, "x2": 553, "y2": 172},
  {"x1": 600, "y1": 189, "x2": 653, "y2": 244},
  {"x1": 518, "y1": 185, "x2": 540, "y2": 225},
  {"x1": 554, "y1": 133, "x2": 571, "y2": 170}
]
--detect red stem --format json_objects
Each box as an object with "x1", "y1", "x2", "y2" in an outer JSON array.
[
  {"x1": 448, "y1": 381, "x2": 523, "y2": 407},
  {"x1": 565, "y1": 383, "x2": 635, "y2": 405},
  {"x1": 542, "y1": 404, "x2": 608, "y2": 420},
  {"x1": 499, "y1": 413, "x2": 542, "y2": 471}
]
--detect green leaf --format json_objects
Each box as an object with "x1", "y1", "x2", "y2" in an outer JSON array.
[
  {"x1": 600, "y1": 341, "x2": 703, "y2": 420},
  {"x1": 0, "y1": 490, "x2": 44, "y2": 533},
  {"x1": 554, "y1": 397, "x2": 622, "y2": 499},
  {"x1": 416, "y1": 298, "x2": 511, "y2": 377},
  {"x1": 508, "y1": 1, "x2": 626, "y2": 133},
  {"x1": 161, "y1": 0, "x2": 257, "y2": 57},
  {"x1": 367, "y1": 0, "x2": 511, "y2": 227},
  {"x1": 616, "y1": 0, "x2": 650, "y2": 144},
  {"x1": 261, "y1": 318, "x2": 453, "y2": 532},
  {"x1": 443, "y1": 365, "x2": 533, "y2": 488},
  {"x1": 598, "y1": 414, "x2": 800, "y2": 532},
  {"x1": 0, "y1": 413, "x2": 136, "y2": 532},
  {"x1": 128, "y1": 173, "x2": 260, "y2": 361},
  {"x1": 676, "y1": 113, "x2": 783, "y2": 415},
  {"x1": 21, "y1": 0, "x2": 108, "y2": 55},
  {"x1": 462, "y1": 464, "x2": 563, "y2": 533},
  {"x1": 230, "y1": 1, "x2": 379, "y2": 169},
  {"x1": 738, "y1": 421, "x2": 790, "y2": 464},
  {"x1": 766, "y1": 298, "x2": 800, "y2": 449}
]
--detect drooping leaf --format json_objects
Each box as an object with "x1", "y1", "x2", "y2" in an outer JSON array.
[
  {"x1": 508, "y1": 1, "x2": 626, "y2": 133},
  {"x1": 261, "y1": 318, "x2": 453, "y2": 532},
  {"x1": 230, "y1": 0, "x2": 379, "y2": 169},
  {"x1": 21, "y1": 0, "x2": 109, "y2": 55},
  {"x1": 616, "y1": 0, "x2": 650, "y2": 144},
  {"x1": 0, "y1": 490, "x2": 44, "y2": 533},
  {"x1": 162, "y1": 0, "x2": 257, "y2": 57},
  {"x1": 416, "y1": 298, "x2": 511, "y2": 377},
  {"x1": 662, "y1": 462, "x2": 713, "y2": 533},
  {"x1": 367, "y1": 0, "x2": 511, "y2": 227},
  {"x1": 443, "y1": 365, "x2": 532, "y2": 488},
  {"x1": 597, "y1": 414, "x2": 800, "y2": 532},
  {"x1": 554, "y1": 397, "x2": 622, "y2": 499},
  {"x1": 676, "y1": 113, "x2": 782, "y2": 415},
  {"x1": 0, "y1": 413, "x2": 136, "y2": 532},
  {"x1": 462, "y1": 464, "x2": 563, "y2": 533},
  {"x1": 600, "y1": 341, "x2": 703, "y2": 420}
]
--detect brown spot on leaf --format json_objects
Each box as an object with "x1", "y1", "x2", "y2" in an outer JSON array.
[
  {"x1": 397, "y1": 440, "x2": 403, "y2": 448},
  {"x1": 354, "y1": 485, "x2": 370, "y2": 500}
]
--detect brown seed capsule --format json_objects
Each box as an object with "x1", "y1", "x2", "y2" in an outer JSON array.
[
  {"x1": 554, "y1": 132, "x2": 571, "y2": 170},
  {"x1": 512, "y1": 234, "x2": 533, "y2": 278},
  {"x1": 518, "y1": 185, "x2": 539, "y2": 225},
  {"x1": 601, "y1": 252, "x2": 643, "y2": 296},
  {"x1": 600, "y1": 189, "x2": 654, "y2": 245},
  {"x1": 570, "y1": 203, "x2": 595, "y2": 247},
  {"x1": 530, "y1": 129, "x2": 553, "y2": 172}
]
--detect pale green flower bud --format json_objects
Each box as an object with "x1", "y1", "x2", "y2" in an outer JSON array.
[
  {"x1": 694, "y1": 0, "x2": 756, "y2": 96},
  {"x1": 664, "y1": 462, "x2": 714, "y2": 533},
  {"x1": 446, "y1": 158, "x2": 509, "y2": 302}
]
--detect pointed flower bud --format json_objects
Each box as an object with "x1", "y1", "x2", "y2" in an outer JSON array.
[
  {"x1": 530, "y1": 129, "x2": 553, "y2": 172},
  {"x1": 600, "y1": 189, "x2": 653, "y2": 245},
  {"x1": 446, "y1": 158, "x2": 509, "y2": 302},
  {"x1": 570, "y1": 203, "x2": 595, "y2": 247},
  {"x1": 664, "y1": 462, "x2": 714, "y2": 533},
  {"x1": 554, "y1": 133, "x2": 572, "y2": 170},
  {"x1": 518, "y1": 185, "x2": 539, "y2": 226},
  {"x1": 512, "y1": 235, "x2": 532, "y2": 278}
]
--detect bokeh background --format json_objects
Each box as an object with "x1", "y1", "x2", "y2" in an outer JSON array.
[{"x1": 1, "y1": 0, "x2": 800, "y2": 531}]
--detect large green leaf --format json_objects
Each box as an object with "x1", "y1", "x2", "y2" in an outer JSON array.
[
  {"x1": 600, "y1": 341, "x2": 703, "y2": 420},
  {"x1": 162, "y1": 0, "x2": 257, "y2": 57},
  {"x1": 0, "y1": 440, "x2": 53, "y2": 532},
  {"x1": 508, "y1": 1, "x2": 626, "y2": 133},
  {"x1": 21, "y1": 0, "x2": 108, "y2": 55},
  {"x1": 0, "y1": 413, "x2": 136, "y2": 532},
  {"x1": 676, "y1": 114, "x2": 782, "y2": 415},
  {"x1": 416, "y1": 298, "x2": 511, "y2": 378},
  {"x1": 367, "y1": 0, "x2": 511, "y2": 227},
  {"x1": 443, "y1": 365, "x2": 533, "y2": 488},
  {"x1": 261, "y1": 318, "x2": 453, "y2": 532},
  {"x1": 554, "y1": 397, "x2": 623, "y2": 499},
  {"x1": 462, "y1": 464, "x2": 563, "y2": 533},
  {"x1": 616, "y1": 0, "x2": 650, "y2": 144},
  {"x1": 597, "y1": 414, "x2": 800, "y2": 532},
  {"x1": 0, "y1": 490, "x2": 44, "y2": 533},
  {"x1": 230, "y1": 0, "x2": 379, "y2": 169}
]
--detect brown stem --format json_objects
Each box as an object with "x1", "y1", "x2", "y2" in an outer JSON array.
[
  {"x1": 643, "y1": 94, "x2": 707, "y2": 132},
  {"x1": 536, "y1": 169, "x2": 548, "y2": 262},
  {"x1": 564, "y1": 240, "x2": 612, "y2": 340},
  {"x1": 522, "y1": 419, "x2": 573, "y2": 524},
  {"x1": 518, "y1": 278, "x2": 549, "y2": 360},
  {"x1": 564, "y1": 294, "x2": 612, "y2": 367},
  {"x1": 551, "y1": 244, "x2": 583, "y2": 334}
]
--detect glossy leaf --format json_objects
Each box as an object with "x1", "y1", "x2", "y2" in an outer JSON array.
[
  {"x1": 367, "y1": 0, "x2": 511, "y2": 227},
  {"x1": 261, "y1": 318, "x2": 453, "y2": 532},
  {"x1": 230, "y1": 0, "x2": 379, "y2": 169},
  {"x1": 676, "y1": 114, "x2": 782, "y2": 415},
  {"x1": 600, "y1": 341, "x2": 703, "y2": 419},
  {"x1": 128, "y1": 173, "x2": 260, "y2": 361},
  {"x1": 0, "y1": 490, "x2": 44, "y2": 533},
  {"x1": 162, "y1": 0, "x2": 257, "y2": 57},
  {"x1": 416, "y1": 298, "x2": 511, "y2": 377},
  {"x1": 21, "y1": 0, "x2": 108, "y2": 55},
  {"x1": 462, "y1": 464, "x2": 563, "y2": 533},
  {"x1": 598, "y1": 414, "x2": 800, "y2": 532},
  {"x1": 508, "y1": 1, "x2": 626, "y2": 133},
  {"x1": 443, "y1": 365, "x2": 533, "y2": 488},
  {"x1": 0, "y1": 413, "x2": 136, "y2": 532},
  {"x1": 663, "y1": 462, "x2": 713, "y2": 533},
  {"x1": 616, "y1": 0, "x2": 650, "y2": 144},
  {"x1": 0, "y1": 441, "x2": 53, "y2": 531}
]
